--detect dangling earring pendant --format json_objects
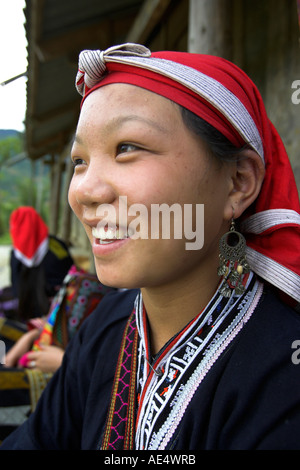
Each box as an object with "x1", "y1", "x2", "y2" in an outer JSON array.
[{"x1": 218, "y1": 218, "x2": 250, "y2": 297}]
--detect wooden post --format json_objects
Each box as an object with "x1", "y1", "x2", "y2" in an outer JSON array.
[
  {"x1": 35, "y1": 157, "x2": 45, "y2": 215},
  {"x1": 61, "y1": 156, "x2": 73, "y2": 243},
  {"x1": 49, "y1": 155, "x2": 55, "y2": 232},
  {"x1": 30, "y1": 159, "x2": 36, "y2": 208},
  {"x1": 49, "y1": 154, "x2": 63, "y2": 236},
  {"x1": 188, "y1": 0, "x2": 233, "y2": 58}
]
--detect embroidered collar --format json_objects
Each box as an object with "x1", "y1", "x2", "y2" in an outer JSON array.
[
  {"x1": 100, "y1": 272, "x2": 263, "y2": 450},
  {"x1": 135, "y1": 272, "x2": 263, "y2": 449}
]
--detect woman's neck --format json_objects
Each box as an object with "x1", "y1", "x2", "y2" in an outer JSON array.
[{"x1": 141, "y1": 268, "x2": 220, "y2": 355}]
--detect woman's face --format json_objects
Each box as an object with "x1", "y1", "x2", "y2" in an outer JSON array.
[{"x1": 69, "y1": 84, "x2": 234, "y2": 289}]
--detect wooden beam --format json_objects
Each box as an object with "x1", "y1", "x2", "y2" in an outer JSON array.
[
  {"x1": 26, "y1": 128, "x2": 75, "y2": 160},
  {"x1": 35, "y1": 22, "x2": 109, "y2": 62},
  {"x1": 27, "y1": 99, "x2": 80, "y2": 125},
  {"x1": 26, "y1": 0, "x2": 44, "y2": 116},
  {"x1": 126, "y1": 0, "x2": 172, "y2": 44},
  {"x1": 35, "y1": 15, "x2": 137, "y2": 62}
]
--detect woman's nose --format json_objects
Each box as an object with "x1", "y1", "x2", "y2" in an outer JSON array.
[{"x1": 69, "y1": 162, "x2": 116, "y2": 208}]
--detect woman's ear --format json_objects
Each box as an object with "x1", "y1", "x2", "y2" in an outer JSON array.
[{"x1": 227, "y1": 149, "x2": 265, "y2": 219}]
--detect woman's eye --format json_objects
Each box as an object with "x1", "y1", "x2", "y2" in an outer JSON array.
[
  {"x1": 116, "y1": 143, "x2": 139, "y2": 155},
  {"x1": 72, "y1": 157, "x2": 85, "y2": 167}
]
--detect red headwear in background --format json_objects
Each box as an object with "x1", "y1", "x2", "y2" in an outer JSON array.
[
  {"x1": 75, "y1": 44, "x2": 300, "y2": 307},
  {"x1": 10, "y1": 206, "x2": 49, "y2": 268}
]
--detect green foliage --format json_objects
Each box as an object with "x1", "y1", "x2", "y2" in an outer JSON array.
[
  {"x1": 0, "y1": 131, "x2": 50, "y2": 243},
  {"x1": 0, "y1": 132, "x2": 23, "y2": 166},
  {"x1": 0, "y1": 231, "x2": 12, "y2": 245}
]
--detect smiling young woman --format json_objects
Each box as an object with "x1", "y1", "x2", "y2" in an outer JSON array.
[{"x1": 1, "y1": 43, "x2": 300, "y2": 451}]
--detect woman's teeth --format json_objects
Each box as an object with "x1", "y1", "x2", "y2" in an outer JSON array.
[{"x1": 92, "y1": 226, "x2": 130, "y2": 244}]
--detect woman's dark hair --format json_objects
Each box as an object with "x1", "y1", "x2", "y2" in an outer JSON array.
[{"x1": 180, "y1": 106, "x2": 249, "y2": 163}]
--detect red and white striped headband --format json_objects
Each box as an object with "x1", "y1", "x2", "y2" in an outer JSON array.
[{"x1": 76, "y1": 43, "x2": 300, "y2": 307}]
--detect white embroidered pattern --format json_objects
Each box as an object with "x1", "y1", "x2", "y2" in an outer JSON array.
[{"x1": 135, "y1": 273, "x2": 263, "y2": 449}]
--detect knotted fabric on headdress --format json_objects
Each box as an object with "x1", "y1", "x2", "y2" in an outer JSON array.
[
  {"x1": 75, "y1": 43, "x2": 300, "y2": 306},
  {"x1": 10, "y1": 207, "x2": 49, "y2": 268}
]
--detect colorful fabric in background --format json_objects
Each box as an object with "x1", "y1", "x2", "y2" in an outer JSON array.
[
  {"x1": 18, "y1": 265, "x2": 113, "y2": 366},
  {"x1": 52, "y1": 265, "x2": 111, "y2": 347},
  {"x1": 35, "y1": 265, "x2": 109, "y2": 349},
  {"x1": 0, "y1": 266, "x2": 114, "y2": 443}
]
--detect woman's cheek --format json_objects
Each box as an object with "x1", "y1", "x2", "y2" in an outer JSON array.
[{"x1": 68, "y1": 178, "x2": 81, "y2": 218}]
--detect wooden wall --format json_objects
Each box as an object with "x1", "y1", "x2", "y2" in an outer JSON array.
[{"x1": 189, "y1": 0, "x2": 300, "y2": 192}]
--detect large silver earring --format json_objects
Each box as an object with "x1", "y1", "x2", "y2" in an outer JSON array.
[{"x1": 217, "y1": 218, "x2": 250, "y2": 297}]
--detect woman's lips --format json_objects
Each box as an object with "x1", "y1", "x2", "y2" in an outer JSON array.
[
  {"x1": 96, "y1": 239, "x2": 116, "y2": 245},
  {"x1": 92, "y1": 234, "x2": 131, "y2": 256}
]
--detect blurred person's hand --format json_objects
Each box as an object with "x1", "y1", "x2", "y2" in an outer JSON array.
[
  {"x1": 4, "y1": 328, "x2": 40, "y2": 368},
  {"x1": 26, "y1": 345, "x2": 64, "y2": 373}
]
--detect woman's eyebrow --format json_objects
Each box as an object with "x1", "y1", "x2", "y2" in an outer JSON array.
[
  {"x1": 106, "y1": 115, "x2": 171, "y2": 134},
  {"x1": 72, "y1": 114, "x2": 171, "y2": 147}
]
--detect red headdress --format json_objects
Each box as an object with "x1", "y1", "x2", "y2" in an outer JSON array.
[
  {"x1": 75, "y1": 44, "x2": 300, "y2": 307},
  {"x1": 10, "y1": 206, "x2": 49, "y2": 268}
]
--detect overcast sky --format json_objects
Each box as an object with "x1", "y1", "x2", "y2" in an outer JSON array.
[{"x1": 0, "y1": 0, "x2": 27, "y2": 131}]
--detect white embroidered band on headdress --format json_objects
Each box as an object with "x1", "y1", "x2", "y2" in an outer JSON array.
[{"x1": 76, "y1": 43, "x2": 264, "y2": 162}]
